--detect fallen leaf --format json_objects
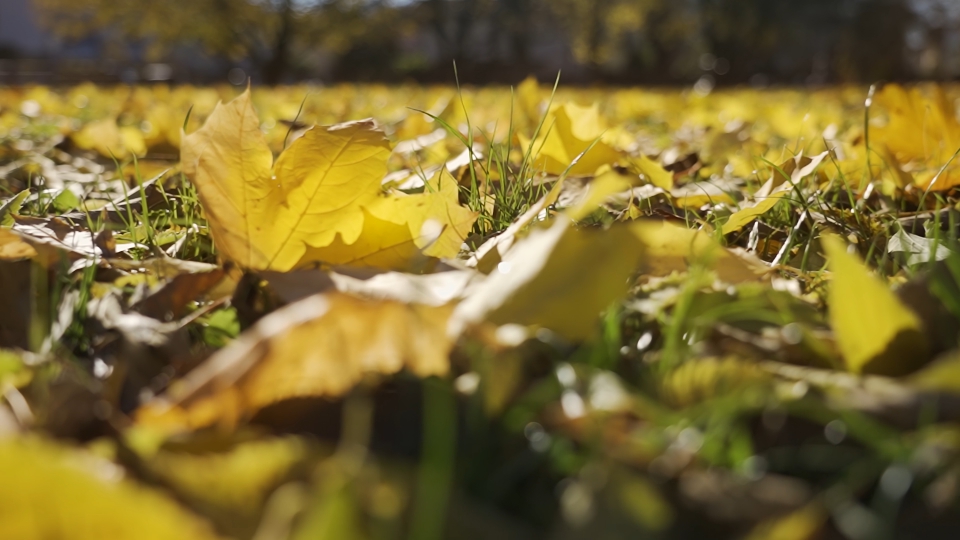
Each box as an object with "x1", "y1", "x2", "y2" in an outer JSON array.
[
  {"x1": 181, "y1": 90, "x2": 391, "y2": 270},
  {"x1": 909, "y1": 351, "x2": 960, "y2": 393},
  {"x1": 629, "y1": 154, "x2": 673, "y2": 190},
  {"x1": 744, "y1": 503, "x2": 826, "y2": 540},
  {"x1": 887, "y1": 229, "x2": 953, "y2": 266},
  {"x1": 670, "y1": 180, "x2": 735, "y2": 208},
  {"x1": 302, "y1": 169, "x2": 478, "y2": 269},
  {"x1": 721, "y1": 185, "x2": 790, "y2": 235},
  {"x1": 0, "y1": 190, "x2": 29, "y2": 226},
  {"x1": 137, "y1": 293, "x2": 454, "y2": 432},
  {"x1": 0, "y1": 229, "x2": 37, "y2": 260},
  {"x1": 133, "y1": 269, "x2": 228, "y2": 321},
  {"x1": 72, "y1": 118, "x2": 146, "y2": 159},
  {"x1": 0, "y1": 436, "x2": 220, "y2": 540},
  {"x1": 630, "y1": 220, "x2": 766, "y2": 283},
  {"x1": 451, "y1": 217, "x2": 647, "y2": 341},
  {"x1": 297, "y1": 209, "x2": 426, "y2": 270},
  {"x1": 721, "y1": 151, "x2": 829, "y2": 235},
  {"x1": 524, "y1": 102, "x2": 623, "y2": 176},
  {"x1": 874, "y1": 84, "x2": 960, "y2": 191},
  {"x1": 135, "y1": 435, "x2": 312, "y2": 537},
  {"x1": 822, "y1": 234, "x2": 928, "y2": 374},
  {"x1": 262, "y1": 267, "x2": 474, "y2": 307},
  {"x1": 564, "y1": 168, "x2": 639, "y2": 221},
  {"x1": 516, "y1": 75, "x2": 544, "y2": 133}
]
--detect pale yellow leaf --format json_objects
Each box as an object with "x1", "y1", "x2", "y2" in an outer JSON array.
[
  {"x1": 72, "y1": 118, "x2": 145, "y2": 159},
  {"x1": 139, "y1": 436, "x2": 311, "y2": 535},
  {"x1": 272, "y1": 120, "x2": 391, "y2": 261},
  {"x1": 721, "y1": 184, "x2": 790, "y2": 234},
  {"x1": 565, "y1": 169, "x2": 636, "y2": 221},
  {"x1": 301, "y1": 208, "x2": 424, "y2": 270},
  {"x1": 822, "y1": 234, "x2": 927, "y2": 374},
  {"x1": 516, "y1": 75, "x2": 543, "y2": 132},
  {"x1": 875, "y1": 84, "x2": 960, "y2": 191},
  {"x1": 723, "y1": 151, "x2": 828, "y2": 234},
  {"x1": 0, "y1": 436, "x2": 219, "y2": 540},
  {"x1": 630, "y1": 220, "x2": 766, "y2": 283},
  {"x1": 909, "y1": 351, "x2": 960, "y2": 392},
  {"x1": 630, "y1": 154, "x2": 673, "y2": 190},
  {"x1": 452, "y1": 217, "x2": 647, "y2": 341},
  {"x1": 617, "y1": 473, "x2": 674, "y2": 531}
]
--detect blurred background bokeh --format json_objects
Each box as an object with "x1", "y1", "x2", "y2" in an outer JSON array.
[{"x1": 2, "y1": 0, "x2": 960, "y2": 86}]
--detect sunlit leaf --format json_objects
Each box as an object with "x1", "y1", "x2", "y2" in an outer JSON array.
[
  {"x1": 139, "y1": 435, "x2": 312, "y2": 536},
  {"x1": 629, "y1": 154, "x2": 674, "y2": 190},
  {"x1": 452, "y1": 217, "x2": 646, "y2": 340},
  {"x1": 0, "y1": 436, "x2": 219, "y2": 540},
  {"x1": 875, "y1": 84, "x2": 960, "y2": 190},
  {"x1": 137, "y1": 293, "x2": 453, "y2": 432},
  {"x1": 630, "y1": 220, "x2": 766, "y2": 283},
  {"x1": 0, "y1": 229, "x2": 37, "y2": 260},
  {"x1": 301, "y1": 169, "x2": 478, "y2": 269},
  {"x1": 181, "y1": 90, "x2": 391, "y2": 270},
  {"x1": 524, "y1": 102, "x2": 623, "y2": 176},
  {"x1": 72, "y1": 117, "x2": 146, "y2": 159},
  {"x1": 822, "y1": 234, "x2": 927, "y2": 374}
]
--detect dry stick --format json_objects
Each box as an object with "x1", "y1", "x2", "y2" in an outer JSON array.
[{"x1": 771, "y1": 209, "x2": 808, "y2": 267}]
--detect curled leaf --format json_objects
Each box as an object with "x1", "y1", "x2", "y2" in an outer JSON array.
[{"x1": 138, "y1": 293, "x2": 454, "y2": 432}]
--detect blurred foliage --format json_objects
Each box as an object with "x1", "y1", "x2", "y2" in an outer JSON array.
[{"x1": 23, "y1": 0, "x2": 959, "y2": 84}]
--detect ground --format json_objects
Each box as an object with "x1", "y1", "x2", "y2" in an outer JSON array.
[{"x1": 2, "y1": 79, "x2": 960, "y2": 539}]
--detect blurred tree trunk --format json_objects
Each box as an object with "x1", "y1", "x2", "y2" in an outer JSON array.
[
  {"x1": 262, "y1": 0, "x2": 295, "y2": 84},
  {"x1": 501, "y1": 0, "x2": 533, "y2": 66}
]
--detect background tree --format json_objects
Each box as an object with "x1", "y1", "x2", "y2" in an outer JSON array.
[
  {"x1": 33, "y1": 0, "x2": 399, "y2": 84},
  {"x1": 27, "y1": 0, "x2": 945, "y2": 84}
]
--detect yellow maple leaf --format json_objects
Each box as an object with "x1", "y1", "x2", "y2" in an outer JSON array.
[
  {"x1": 301, "y1": 169, "x2": 478, "y2": 270},
  {"x1": 137, "y1": 293, "x2": 454, "y2": 432},
  {"x1": 301, "y1": 209, "x2": 424, "y2": 270},
  {"x1": 875, "y1": 84, "x2": 960, "y2": 166},
  {"x1": 874, "y1": 84, "x2": 960, "y2": 191},
  {"x1": 181, "y1": 90, "x2": 391, "y2": 270},
  {"x1": 522, "y1": 102, "x2": 623, "y2": 176},
  {"x1": 822, "y1": 234, "x2": 927, "y2": 374}
]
